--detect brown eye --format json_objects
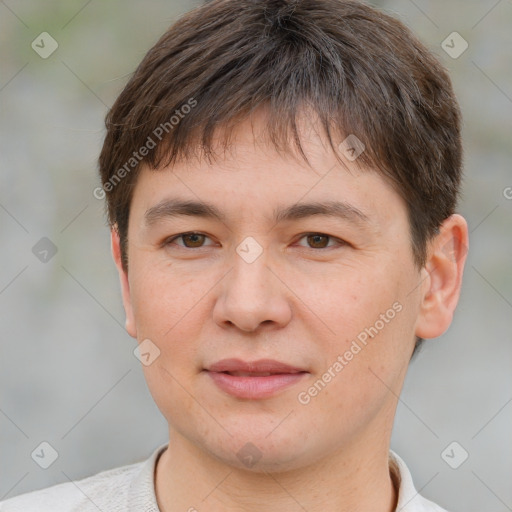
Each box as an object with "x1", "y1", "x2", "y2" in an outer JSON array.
[
  {"x1": 179, "y1": 233, "x2": 206, "y2": 248},
  {"x1": 166, "y1": 232, "x2": 214, "y2": 249},
  {"x1": 306, "y1": 234, "x2": 330, "y2": 248},
  {"x1": 295, "y1": 233, "x2": 347, "y2": 250}
]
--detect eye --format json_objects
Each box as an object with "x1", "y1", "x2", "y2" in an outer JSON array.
[
  {"x1": 295, "y1": 233, "x2": 346, "y2": 249},
  {"x1": 165, "y1": 232, "x2": 215, "y2": 249},
  {"x1": 164, "y1": 232, "x2": 347, "y2": 251}
]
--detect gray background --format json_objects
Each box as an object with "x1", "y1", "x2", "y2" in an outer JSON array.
[{"x1": 1, "y1": 1, "x2": 511, "y2": 510}]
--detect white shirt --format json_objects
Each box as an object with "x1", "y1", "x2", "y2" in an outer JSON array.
[{"x1": 0, "y1": 444, "x2": 449, "y2": 511}]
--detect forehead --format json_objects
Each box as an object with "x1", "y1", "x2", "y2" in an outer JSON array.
[{"x1": 129, "y1": 112, "x2": 406, "y2": 233}]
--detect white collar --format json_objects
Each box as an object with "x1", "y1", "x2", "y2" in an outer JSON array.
[{"x1": 390, "y1": 450, "x2": 448, "y2": 511}]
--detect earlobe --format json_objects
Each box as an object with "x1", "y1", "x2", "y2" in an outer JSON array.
[
  {"x1": 111, "y1": 227, "x2": 137, "y2": 338},
  {"x1": 414, "y1": 214, "x2": 469, "y2": 340}
]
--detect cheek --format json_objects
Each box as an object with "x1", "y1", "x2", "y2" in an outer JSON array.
[
  {"x1": 130, "y1": 265, "x2": 210, "y2": 425},
  {"x1": 299, "y1": 259, "x2": 415, "y2": 401},
  {"x1": 129, "y1": 258, "x2": 206, "y2": 339},
  {"x1": 299, "y1": 258, "x2": 404, "y2": 343},
  {"x1": 128, "y1": 262, "x2": 214, "y2": 396}
]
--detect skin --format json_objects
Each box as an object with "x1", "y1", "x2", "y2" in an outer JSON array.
[{"x1": 111, "y1": 109, "x2": 468, "y2": 512}]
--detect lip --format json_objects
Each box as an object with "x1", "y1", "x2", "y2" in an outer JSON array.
[
  {"x1": 204, "y1": 358, "x2": 308, "y2": 399},
  {"x1": 207, "y1": 358, "x2": 306, "y2": 374}
]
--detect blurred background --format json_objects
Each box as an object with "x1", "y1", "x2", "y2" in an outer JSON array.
[{"x1": 0, "y1": 1, "x2": 511, "y2": 510}]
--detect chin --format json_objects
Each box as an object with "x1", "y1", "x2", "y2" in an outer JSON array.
[{"x1": 200, "y1": 426, "x2": 320, "y2": 473}]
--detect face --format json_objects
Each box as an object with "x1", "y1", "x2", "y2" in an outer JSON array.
[{"x1": 113, "y1": 112, "x2": 433, "y2": 472}]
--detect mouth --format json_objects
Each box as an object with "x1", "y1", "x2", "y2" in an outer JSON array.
[
  {"x1": 206, "y1": 358, "x2": 306, "y2": 374},
  {"x1": 220, "y1": 371, "x2": 285, "y2": 377},
  {"x1": 204, "y1": 358, "x2": 309, "y2": 399}
]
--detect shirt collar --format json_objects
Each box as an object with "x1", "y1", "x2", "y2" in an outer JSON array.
[
  {"x1": 128, "y1": 442, "x2": 167, "y2": 511},
  {"x1": 390, "y1": 450, "x2": 447, "y2": 511}
]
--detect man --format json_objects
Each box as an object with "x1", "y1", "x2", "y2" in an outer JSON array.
[{"x1": 0, "y1": 0, "x2": 468, "y2": 510}]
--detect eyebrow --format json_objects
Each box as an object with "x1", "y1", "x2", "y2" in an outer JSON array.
[{"x1": 144, "y1": 198, "x2": 372, "y2": 228}]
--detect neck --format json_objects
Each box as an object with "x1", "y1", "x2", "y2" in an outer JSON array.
[{"x1": 155, "y1": 429, "x2": 398, "y2": 512}]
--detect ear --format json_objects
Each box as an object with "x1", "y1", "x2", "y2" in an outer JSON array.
[
  {"x1": 111, "y1": 227, "x2": 137, "y2": 338},
  {"x1": 415, "y1": 214, "x2": 469, "y2": 339}
]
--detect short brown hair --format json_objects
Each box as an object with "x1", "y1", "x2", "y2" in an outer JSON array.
[{"x1": 98, "y1": 0, "x2": 463, "y2": 356}]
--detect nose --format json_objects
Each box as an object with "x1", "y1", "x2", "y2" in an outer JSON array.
[{"x1": 212, "y1": 245, "x2": 293, "y2": 333}]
